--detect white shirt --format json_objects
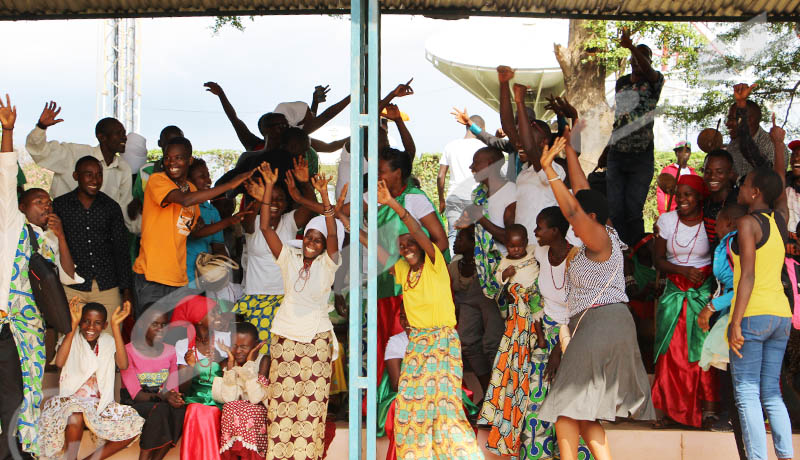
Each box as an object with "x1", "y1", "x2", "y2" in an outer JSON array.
[
  {"x1": 271, "y1": 246, "x2": 341, "y2": 343},
  {"x1": 440, "y1": 138, "x2": 483, "y2": 202},
  {"x1": 534, "y1": 245, "x2": 570, "y2": 324},
  {"x1": 25, "y1": 127, "x2": 136, "y2": 232},
  {"x1": 243, "y1": 211, "x2": 299, "y2": 296},
  {"x1": 656, "y1": 210, "x2": 712, "y2": 268},
  {"x1": 384, "y1": 331, "x2": 409, "y2": 361},
  {"x1": 487, "y1": 181, "x2": 517, "y2": 255},
  {"x1": 336, "y1": 145, "x2": 367, "y2": 204},
  {"x1": 515, "y1": 163, "x2": 564, "y2": 245},
  {"x1": 371, "y1": 193, "x2": 435, "y2": 221},
  {"x1": 0, "y1": 150, "x2": 84, "y2": 314},
  {"x1": 787, "y1": 187, "x2": 800, "y2": 233},
  {"x1": 175, "y1": 331, "x2": 232, "y2": 366}
]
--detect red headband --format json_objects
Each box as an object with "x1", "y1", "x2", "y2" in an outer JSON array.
[
  {"x1": 169, "y1": 295, "x2": 218, "y2": 348},
  {"x1": 677, "y1": 174, "x2": 709, "y2": 199}
]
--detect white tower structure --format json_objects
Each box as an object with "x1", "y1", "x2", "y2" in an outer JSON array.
[{"x1": 96, "y1": 18, "x2": 142, "y2": 133}]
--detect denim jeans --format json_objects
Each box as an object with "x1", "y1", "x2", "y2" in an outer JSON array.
[
  {"x1": 606, "y1": 149, "x2": 654, "y2": 246},
  {"x1": 729, "y1": 315, "x2": 793, "y2": 460},
  {"x1": 444, "y1": 196, "x2": 472, "y2": 253}
]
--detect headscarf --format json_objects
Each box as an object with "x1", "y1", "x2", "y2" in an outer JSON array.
[
  {"x1": 289, "y1": 215, "x2": 345, "y2": 252},
  {"x1": 274, "y1": 102, "x2": 310, "y2": 128},
  {"x1": 121, "y1": 132, "x2": 148, "y2": 172},
  {"x1": 677, "y1": 174, "x2": 709, "y2": 199},
  {"x1": 169, "y1": 295, "x2": 218, "y2": 348}
]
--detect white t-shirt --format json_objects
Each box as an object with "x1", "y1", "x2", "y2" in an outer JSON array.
[
  {"x1": 243, "y1": 211, "x2": 299, "y2": 296},
  {"x1": 270, "y1": 246, "x2": 341, "y2": 343},
  {"x1": 175, "y1": 331, "x2": 231, "y2": 366},
  {"x1": 487, "y1": 181, "x2": 517, "y2": 255},
  {"x1": 336, "y1": 145, "x2": 367, "y2": 204},
  {"x1": 656, "y1": 210, "x2": 712, "y2": 268},
  {"x1": 369, "y1": 193, "x2": 435, "y2": 221},
  {"x1": 534, "y1": 245, "x2": 570, "y2": 324},
  {"x1": 515, "y1": 163, "x2": 565, "y2": 246},
  {"x1": 440, "y1": 138, "x2": 484, "y2": 201},
  {"x1": 384, "y1": 331, "x2": 409, "y2": 361}
]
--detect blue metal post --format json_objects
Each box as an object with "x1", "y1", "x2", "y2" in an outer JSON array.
[{"x1": 348, "y1": 0, "x2": 379, "y2": 458}]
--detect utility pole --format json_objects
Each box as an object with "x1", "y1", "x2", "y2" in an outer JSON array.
[{"x1": 96, "y1": 18, "x2": 141, "y2": 133}]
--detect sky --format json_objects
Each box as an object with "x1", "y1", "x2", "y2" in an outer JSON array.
[{"x1": 1, "y1": 15, "x2": 558, "y2": 157}]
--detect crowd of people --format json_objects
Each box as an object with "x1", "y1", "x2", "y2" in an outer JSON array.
[{"x1": 0, "y1": 29, "x2": 798, "y2": 460}]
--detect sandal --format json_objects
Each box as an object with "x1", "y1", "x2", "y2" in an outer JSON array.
[{"x1": 652, "y1": 417, "x2": 679, "y2": 429}]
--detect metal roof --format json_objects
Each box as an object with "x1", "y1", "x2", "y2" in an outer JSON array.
[{"x1": 1, "y1": 0, "x2": 798, "y2": 21}]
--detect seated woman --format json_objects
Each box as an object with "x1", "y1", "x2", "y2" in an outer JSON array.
[
  {"x1": 651, "y1": 175, "x2": 717, "y2": 429},
  {"x1": 172, "y1": 295, "x2": 230, "y2": 460},
  {"x1": 121, "y1": 307, "x2": 186, "y2": 460},
  {"x1": 39, "y1": 300, "x2": 143, "y2": 460},
  {"x1": 213, "y1": 322, "x2": 269, "y2": 460}
]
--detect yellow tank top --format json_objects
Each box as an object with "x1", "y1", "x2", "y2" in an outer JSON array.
[{"x1": 730, "y1": 212, "x2": 791, "y2": 319}]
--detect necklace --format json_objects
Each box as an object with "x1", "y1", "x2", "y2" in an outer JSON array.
[
  {"x1": 294, "y1": 260, "x2": 313, "y2": 293},
  {"x1": 405, "y1": 266, "x2": 423, "y2": 290},
  {"x1": 671, "y1": 215, "x2": 703, "y2": 264}
]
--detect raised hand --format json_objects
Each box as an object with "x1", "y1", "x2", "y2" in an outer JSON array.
[
  {"x1": 311, "y1": 174, "x2": 331, "y2": 195},
  {"x1": 244, "y1": 178, "x2": 266, "y2": 202},
  {"x1": 216, "y1": 338, "x2": 233, "y2": 359},
  {"x1": 313, "y1": 85, "x2": 331, "y2": 104},
  {"x1": 392, "y1": 79, "x2": 414, "y2": 98},
  {"x1": 184, "y1": 349, "x2": 197, "y2": 367},
  {"x1": 69, "y1": 296, "x2": 83, "y2": 330},
  {"x1": 0, "y1": 94, "x2": 17, "y2": 129},
  {"x1": 382, "y1": 104, "x2": 403, "y2": 122},
  {"x1": 257, "y1": 162, "x2": 279, "y2": 185},
  {"x1": 770, "y1": 113, "x2": 785, "y2": 144},
  {"x1": 247, "y1": 340, "x2": 269, "y2": 361},
  {"x1": 230, "y1": 169, "x2": 255, "y2": 187},
  {"x1": 229, "y1": 201, "x2": 256, "y2": 224},
  {"x1": 38, "y1": 101, "x2": 64, "y2": 128},
  {"x1": 284, "y1": 171, "x2": 303, "y2": 202},
  {"x1": 334, "y1": 183, "x2": 349, "y2": 216},
  {"x1": 541, "y1": 136, "x2": 567, "y2": 171},
  {"x1": 497, "y1": 65, "x2": 515, "y2": 83},
  {"x1": 292, "y1": 155, "x2": 310, "y2": 183},
  {"x1": 450, "y1": 107, "x2": 470, "y2": 126},
  {"x1": 544, "y1": 95, "x2": 563, "y2": 117},
  {"x1": 111, "y1": 301, "x2": 131, "y2": 328},
  {"x1": 733, "y1": 83, "x2": 757, "y2": 106},
  {"x1": 513, "y1": 83, "x2": 528, "y2": 101},
  {"x1": 376, "y1": 180, "x2": 393, "y2": 206},
  {"x1": 203, "y1": 82, "x2": 224, "y2": 96},
  {"x1": 619, "y1": 27, "x2": 634, "y2": 49}
]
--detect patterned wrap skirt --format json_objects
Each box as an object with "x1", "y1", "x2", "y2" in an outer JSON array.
[
  {"x1": 38, "y1": 395, "x2": 144, "y2": 458},
  {"x1": 220, "y1": 391, "x2": 270, "y2": 460},
  {"x1": 394, "y1": 326, "x2": 483, "y2": 460},
  {"x1": 478, "y1": 297, "x2": 536, "y2": 456},
  {"x1": 264, "y1": 331, "x2": 334, "y2": 460},
  {"x1": 234, "y1": 295, "x2": 283, "y2": 354},
  {"x1": 519, "y1": 315, "x2": 594, "y2": 460}
]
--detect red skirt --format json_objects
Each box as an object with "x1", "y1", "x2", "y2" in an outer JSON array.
[
  {"x1": 651, "y1": 279, "x2": 718, "y2": 427},
  {"x1": 220, "y1": 398, "x2": 269, "y2": 460},
  {"x1": 181, "y1": 403, "x2": 222, "y2": 460}
]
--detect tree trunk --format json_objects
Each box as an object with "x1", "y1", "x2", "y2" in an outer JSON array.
[{"x1": 554, "y1": 19, "x2": 613, "y2": 169}]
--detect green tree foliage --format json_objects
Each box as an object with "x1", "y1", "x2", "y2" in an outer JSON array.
[{"x1": 662, "y1": 22, "x2": 800, "y2": 133}]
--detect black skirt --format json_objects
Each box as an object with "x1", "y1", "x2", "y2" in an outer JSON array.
[{"x1": 121, "y1": 388, "x2": 187, "y2": 450}]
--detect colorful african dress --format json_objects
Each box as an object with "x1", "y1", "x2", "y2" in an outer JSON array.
[
  {"x1": 472, "y1": 184, "x2": 506, "y2": 316},
  {"x1": 1, "y1": 225, "x2": 54, "y2": 455},
  {"x1": 394, "y1": 327, "x2": 483, "y2": 460},
  {"x1": 478, "y1": 277, "x2": 542, "y2": 456},
  {"x1": 234, "y1": 294, "x2": 283, "y2": 354}
]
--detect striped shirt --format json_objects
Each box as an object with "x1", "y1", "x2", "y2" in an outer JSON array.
[{"x1": 566, "y1": 226, "x2": 628, "y2": 317}]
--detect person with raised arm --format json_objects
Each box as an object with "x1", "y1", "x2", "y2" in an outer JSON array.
[
  {"x1": 39, "y1": 300, "x2": 142, "y2": 460},
  {"x1": 0, "y1": 95, "x2": 84, "y2": 458},
  {"x1": 25, "y1": 101, "x2": 139, "y2": 232},
  {"x1": 536, "y1": 135, "x2": 655, "y2": 460},
  {"x1": 255, "y1": 162, "x2": 343, "y2": 460},
  {"x1": 351, "y1": 179, "x2": 483, "y2": 460},
  {"x1": 132, "y1": 136, "x2": 253, "y2": 317}
]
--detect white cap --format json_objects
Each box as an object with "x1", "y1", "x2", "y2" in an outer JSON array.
[{"x1": 121, "y1": 133, "x2": 148, "y2": 172}]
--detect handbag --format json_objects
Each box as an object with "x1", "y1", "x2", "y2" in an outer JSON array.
[
  {"x1": 559, "y1": 248, "x2": 621, "y2": 354},
  {"x1": 26, "y1": 224, "x2": 72, "y2": 334},
  {"x1": 195, "y1": 252, "x2": 240, "y2": 291}
]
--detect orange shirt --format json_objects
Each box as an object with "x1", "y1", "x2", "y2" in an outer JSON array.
[{"x1": 133, "y1": 172, "x2": 200, "y2": 286}]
